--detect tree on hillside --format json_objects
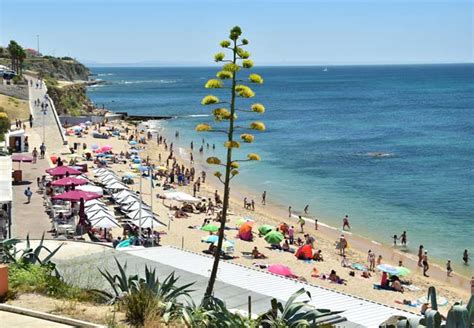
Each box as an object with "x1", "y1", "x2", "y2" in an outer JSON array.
[
  {"x1": 196, "y1": 26, "x2": 266, "y2": 299},
  {"x1": 7, "y1": 40, "x2": 26, "y2": 75}
]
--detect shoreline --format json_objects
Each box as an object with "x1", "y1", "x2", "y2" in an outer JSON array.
[
  {"x1": 62, "y1": 118, "x2": 471, "y2": 316},
  {"x1": 153, "y1": 120, "x2": 472, "y2": 286}
]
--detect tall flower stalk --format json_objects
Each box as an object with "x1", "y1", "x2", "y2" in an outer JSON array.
[{"x1": 197, "y1": 26, "x2": 265, "y2": 299}]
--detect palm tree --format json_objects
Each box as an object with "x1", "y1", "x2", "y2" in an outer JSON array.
[{"x1": 196, "y1": 26, "x2": 266, "y2": 299}]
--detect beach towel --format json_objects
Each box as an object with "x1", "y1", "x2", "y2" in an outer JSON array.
[{"x1": 351, "y1": 263, "x2": 367, "y2": 271}]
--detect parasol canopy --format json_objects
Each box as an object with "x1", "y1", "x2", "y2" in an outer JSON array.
[
  {"x1": 264, "y1": 230, "x2": 284, "y2": 244},
  {"x1": 201, "y1": 235, "x2": 219, "y2": 243},
  {"x1": 258, "y1": 224, "x2": 275, "y2": 236},
  {"x1": 51, "y1": 176, "x2": 87, "y2": 187},
  {"x1": 164, "y1": 191, "x2": 200, "y2": 203},
  {"x1": 52, "y1": 190, "x2": 102, "y2": 201},
  {"x1": 90, "y1": 216, "x2": 120, "y2": 229},
  {"x1": 376, "y1": 264, "x2": 400, "y2": 275},
  {"x1": 76, "y1": 184, "x2": 104, "y2": 195},
  {"x1": 46, "y1": 166, "x2": 81, "y2": 177},
  {"x1": 236, "y1": 217, "x2": 254, "y2": 227},
  {"x1": 201, "y1": 224, "x2": 219, "y2": 232},
  {"x1": 11, "y1": 154, "x2": 33, "y2": 169},
  {"x1": 268, "y1": 264, "x2": 296, "y2": 277}
]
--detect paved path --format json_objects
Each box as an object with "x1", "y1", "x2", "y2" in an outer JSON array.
[
  {"x1": 26, "y1": 77, "x2": 66, "y2": 155},
  {"x1": 0, "y1": 311, "x2": 71, "y2": 328}
]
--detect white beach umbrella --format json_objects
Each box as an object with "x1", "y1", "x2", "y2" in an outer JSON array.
[
  {"x1": 85, "y1": 199, "x2": 106, "y2": 208},
  {"x1": 126, "y1": 208, "x2": 155, "y2": 220},
  {"x1": 88, "y1": 209, "x2": 115, "y2": 221},
  {"x1": 118, "y1": 195, "x2": 141, "y2": 205},
  {"x1": 105, "y1": 181, "x2": 129, "y2": 190},
  {"x1": 85, "y1": 203, "x2": 109, "y2": 213},
  {"x1": 76, "y1": 184, "x2": 104, "y2": 195},
  {"x1": 113, "y1": 189, "x2": 135, "y2": 199},
  {"x1": 100, "y1": 175, "x2": 120, "y2": 183},
  {"x1": 89, "y1": 216, "x2": 120, "y2": 229},
  {"x1": 93, "y1": 168, "x2": 111, "y2": 175},
  {"x1": 164, "y1": 191, "x2": 200, "y2": 203},
  {"x1": 122, "y1": 201, "x2": 151, "y2": 212},
  {"x1": 130, "y1": 216, "x2": 164, "y2": 229}
]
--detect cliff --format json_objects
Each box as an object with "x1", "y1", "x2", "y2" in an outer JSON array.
[
  {"x1": 47, "y1": 83, "x2": 95, "y2": 116},
  {"x1": 26, "y1": 57, "x2": 91, "y2": 81}
]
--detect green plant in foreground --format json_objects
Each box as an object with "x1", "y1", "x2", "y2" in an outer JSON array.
[
  {"x1": 259, "y1": 288, "x2": 339, "y2": 327},
  {"x1": 197, "y1": 26, "x2": 266, "y2": 299}
]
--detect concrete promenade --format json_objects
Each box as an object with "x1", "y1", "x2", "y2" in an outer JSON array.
[{"x1": 0, "y1": 310, "x2": 72, "y2": 328}]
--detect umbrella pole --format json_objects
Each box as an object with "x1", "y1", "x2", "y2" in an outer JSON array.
[
  {"x1": 149, "y1": 167, "x2": 154, "y2": 247},
  {"x1": 138, "y1": 171, "x2": 142, "y2": 239}
]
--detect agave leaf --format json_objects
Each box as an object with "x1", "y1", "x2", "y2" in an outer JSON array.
[{"x1": 42, "y1": 243, "x2": 64, "y2": 263}]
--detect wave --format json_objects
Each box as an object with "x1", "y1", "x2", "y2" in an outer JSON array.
[
  {"x1": 97, "y1": 73, "x2": 115, "y2": 76},
  {"x1": 117, "y1": 79, "x2": 178, "y2": 85},
  {"x1": 365, "y1": 152, "x2": 395, "y2": 158},
  {"x1": 186, "y1": 114, "x2": 210, "y2": 118}
]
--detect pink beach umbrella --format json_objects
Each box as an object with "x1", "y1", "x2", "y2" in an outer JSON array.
[
  {"x1": 51, "y1": 176, "x2": 88, "y2": 187},
  {"x1": 268, "y1": 264, "x2": 297, "y2": 278},
  {"x1": 46, "y1": 166, "x2": 82, "y2": 177},
  {"x1": 11, "y1": 154, "x2": 33, "y2": 169},
  {"x1": 52, "y1": 190, "x2": 102, "y2": 201}
]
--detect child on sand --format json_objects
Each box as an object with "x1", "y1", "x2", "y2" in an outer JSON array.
[
  {"x1": 298, "y1": 216, "x2": 305, "y2": 233},
  {"x1": 446, "y1": 260, "x2": 453, "y2": 277}
]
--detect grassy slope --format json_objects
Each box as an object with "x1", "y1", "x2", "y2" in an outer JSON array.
[{"x1": 0, "y1": 94, "x2": 30, "y2": 121}]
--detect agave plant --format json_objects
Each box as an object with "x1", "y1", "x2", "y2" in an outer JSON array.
[
  {"x1": 259, "y1": 288, "x2": 340, "y2": 328},
  {"x1": 182, "y1": 295, "x2": 255, "y2": 328},
  {"x1": 0, "y1": 233, "x2": 63, "y2": 276},
  {"x1": 95, "y1": 258, "x2": 140, "y2": 304},
  {"x1": 445, "y1": 295, "x2": 473, "y2": 328}
]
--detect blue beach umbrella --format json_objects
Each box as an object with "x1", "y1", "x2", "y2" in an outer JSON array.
[
  {"x1": 377, "y1": 264, "x2": 399, "y2": 275},
  {"x1": 133, "y1": 158, "x2": 142, "y2": 164},
  {"x1": 96, "y1": 153, "x2": 106, "y2": 157},
  {"x1": 202, "y1": 235, "x2": 219, "y2": 243},
  {"x1": 129, "y1": 140, "x2": 137, "y2": 145},
  {"x1": 91, "y1": 144, "x2": 99, "y2": 150}
]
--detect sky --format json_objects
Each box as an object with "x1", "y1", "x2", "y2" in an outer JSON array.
[{"x1": 0, "y1": 0, "x2": 472, "y2": 65}]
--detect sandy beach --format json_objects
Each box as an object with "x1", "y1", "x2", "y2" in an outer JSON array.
[{"x1": 57, "y1": 119, "x2": 471, "y2": 317}]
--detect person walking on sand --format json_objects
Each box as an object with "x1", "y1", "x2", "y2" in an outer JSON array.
[
  {"x1": 288, "y1": 206, "x2": 292, "y2": 218},
  {"x1": 32, "y1": 147, "x2": 38, "y2": 163},
  {"x1": 40, "y1": 143, "x2": 46, "y2": 159},
  {"x1": 342, "y1": 215, "x2": 351, "y2": 230},
  {"x1": 368, "y1": 250, "x2": 376, "y2": 271},
  {"x1": 422, "y1": 251, "x2": 430, "y2": 277},
  {"x1": 304, "y1": 204, "x2": 309, "y2": 214},
  {"x1": 339, "y1": 234, "x2": 347, "y2": 256},
  {"x1": 417, "y1": 245, "x2": 424, "y2": 267},
  {"x1": 261, "y1": 191, "x2": 266, "y2": 205},
  {"x1": 288, "y1": 226, "x2": 294, "y2": 244},
  {"x1": 446, "y1": 260, "x2": 453, "y2": 277},
  {"x1": 24, "y1": 187, "x2": 32, "y2": 204},
  {"x1": 314, "y1": 218, "x2": 318, "y2": 230},
  {"x1": 298, "y1": 215, "x2": 305, "y2": 233}
]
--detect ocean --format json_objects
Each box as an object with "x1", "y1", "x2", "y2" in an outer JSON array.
[{"x1": 87, "y1": 65, "x2": 474, "y2": 274}]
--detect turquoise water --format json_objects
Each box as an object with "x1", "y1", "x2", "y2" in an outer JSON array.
[{"x1": 87, "y1": 65, "x2": 474, "y2": 271}]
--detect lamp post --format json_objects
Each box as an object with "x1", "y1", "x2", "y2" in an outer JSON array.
[
  {"x1": 149, "y1": 166, "x2": 154, "y2": 246},
  {"x1": 41, "y1": 107, "x2": 47, "y2": 144}
]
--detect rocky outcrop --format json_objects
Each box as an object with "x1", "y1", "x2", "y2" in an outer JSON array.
[{"x1": 26, "y1": 57, "x2": 90, "y2": 81}]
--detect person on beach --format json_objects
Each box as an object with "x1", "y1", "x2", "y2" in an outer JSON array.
[
  {"x1": 24, "y1": 187, "x2": 32, "y2": 204},
  {"x1": 446, "y1": 260, "x2": 453, "y2": 277},
  {"x1": 40, "y1": 143, "x2": 46, "y2": 159},
  {"x1": 342, "y1": 215, "x2": 351, "y2": 230},
  {"x1": 377, "y1": 255, "x2": 383, "y2": 265},
  {"x1": 29, "y1": 114, "x2": 33, "y2": 128},
  {"x1": 422, "y1": 251, "x2": 430, "y2": 277},
  {"x1": 400, "y1": 231, "x2": 407, "y2": 246},
  {"x1": 251, "y1": 200, "x2": 255, "y2": 211},
  {"x1": 288, "y1": 225, "x2": 294, "y2": 244},
  {"x1": 32, "y1": 147, "x2": 38, "y2": 163},
  {"x1": 261, "y1": 191, "x2": 266, "y2": 205},
  {"x1": 298, "y1": 216, "x2": 305, "y2": 233},
  {"x1": 252, "y1": 246, "x2": 267, "y2": 259},
  {"x1": 304, "y1": 205, "x2": 309, "y2": 214},
  {"x1": 418, "y1": 245, "x2": 424, "y2": 267},
  {"x1": 463, "y1": 249, "x2": 469, "y2": 265},
  {"x1": 338, "y1": 234, "x2": 347, "y2": 256},
  {"x1": 392, "y1": 234, "x2": 398, "y2": 246},
  {"x1": 367, "y1": 250, "x2": 376, "y2": 271},
  {"x1": 288, "y1": 206, "x2": 292, "y2": 218},
  {"x1": 314, "y1": 219, "x2": 318, "y2": 230}
]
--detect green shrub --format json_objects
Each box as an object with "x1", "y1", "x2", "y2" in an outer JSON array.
[
  {"x1": 0, "y1": 112, "x2": 10, "y2": 142},
  {"x1": 122, "y1": 286, "x2": 160, "y2": 327}
]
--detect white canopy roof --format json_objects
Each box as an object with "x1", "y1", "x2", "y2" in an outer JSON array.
[
  {"x1": 164, "y1": 191, "x2": 200, "y2": 203},
  {"x1": 87, "y1": 209, "x2": 115, "y2": 220},
  {"x1": 0, "y1": 156, "x2": 12, "y2": 203},
  {"x1": 130, "y1": 216, "x2": 164, "y2": 228},
  {"x1": 117, "y1": 194, "x2": 140, "y2": 205},
  {"x1": 113, "y1": 189, "x2": 136, "y2": 200},
  {"x1": 90, "y1": 216, "x2": 120, "y2": 229},
  {"x1": 105, "y1": 181, "x2": 129, "y2": 190},
  {"x1": 122, "y1": 201, "x2": 151, "y2": 212},
  {"x1": 76, "y1": 184, "x2": 104, "y2": 195},
  {"x1": 126, "y1": 208, "x2": 155, "y2": 220},
  {"x1": 85, "y1": 203, "x2": 110, "y2": 213},
  {"x1": 85, "y1": 199, "x2": 106, "y2": 207}
]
